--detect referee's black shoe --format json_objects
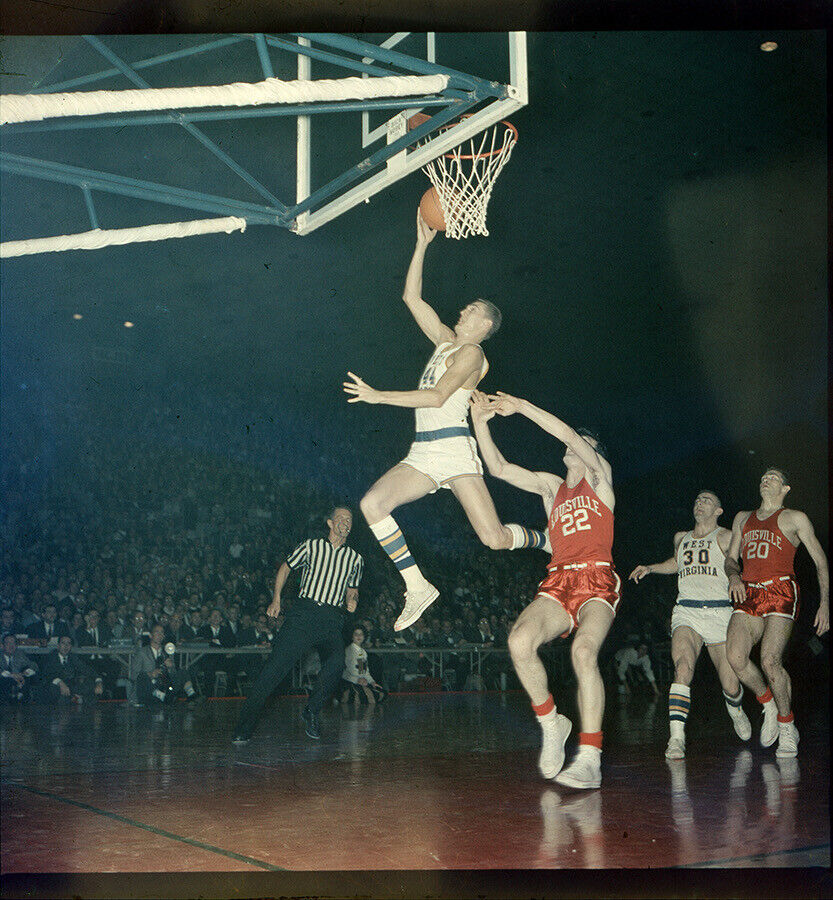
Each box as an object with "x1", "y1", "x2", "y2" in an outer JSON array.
[{"x1": 301, "y1": 705, "x2": 320, "y2": 740}]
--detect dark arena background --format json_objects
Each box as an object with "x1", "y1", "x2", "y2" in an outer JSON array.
[{"x1": 0, "y1": 4, "x2": 828, "y2": 899}]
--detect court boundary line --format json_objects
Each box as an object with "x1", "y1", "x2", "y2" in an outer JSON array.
[
  {"x1": 4, "y1": 782, "x2": 286, "y2": 871},
  {"x1": 679, "y1": 842, "x2": 831, "y2": 868}
]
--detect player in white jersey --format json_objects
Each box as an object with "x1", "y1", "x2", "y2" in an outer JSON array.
[
  {"x1": 629, "y1": 491, "x2": 751, "y2": 758},
  {"x1": 343, "y1": 213, "x2": 547, "y2": 632}
]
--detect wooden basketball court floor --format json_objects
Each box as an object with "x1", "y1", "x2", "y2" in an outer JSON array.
[{"x1": 1, "y1": 686, "x2": 829, "y2": 899}]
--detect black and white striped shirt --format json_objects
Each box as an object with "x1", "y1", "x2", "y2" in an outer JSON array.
[{"x1": 285, "y1": 538, "x2": 364, "y2": 608}]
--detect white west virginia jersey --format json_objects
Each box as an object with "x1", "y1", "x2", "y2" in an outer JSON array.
[
  {"x1": 414, "y1": 342, "x2": 488, "y2": 435},
  {"x1": 676, "y1": 528, "x2": 729, "y2": 602}
]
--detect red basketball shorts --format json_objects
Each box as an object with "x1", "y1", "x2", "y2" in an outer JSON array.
[
  {"x1": 536, "y1": 561, "x2": 621, "y2": 637},
  {"x1": 734, "y1": 576, "x2": 799, "y2": 621}
]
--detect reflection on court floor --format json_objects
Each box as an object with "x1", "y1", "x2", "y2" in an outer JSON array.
[{"x1": 1, "y1": 691, "x2": 828, "y2": 886}]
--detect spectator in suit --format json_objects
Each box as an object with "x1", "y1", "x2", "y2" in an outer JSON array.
[
  {"x1": 132, "y1": 624, "x2": 199, "y2": 706},
  {"x1": 38, "y1": 635, "x2": 103, "y2": 705},
  {"x1": 57, "y1": 601, "x2": 76, "y2": 635},
  {"x1": 225, "y1": 604, "x2": 242, "y2": 643},
  {"x1": 70, "y1": 610, "x2": 84, "y2": 635},
  {"x1": 26, "y1": 603, "x2": 70, "y2": 645},
  {"x1": 438, "y1": 618, "x2": 467, "y2": 690},
  {"x1": 236, "y1": 612, "x2": 271, "y2": 681},
  {"x1": 125, "y1": 610, "x2": 151, "y2": 647},
  {"x1": 187, "y1": 609, "x2": 204, "y2": 634},
  {"x1": 0, "y1": 634, "x2": 38, "y2": 702},
  {"x1": 197, "y1": 608, "x2": 237, "y2": 696},
  {"x1": 0, "y1": 607, "x2": 18, "y2": 637},
  {"x1": 74, "y1": 608, "x2": 118, "y2": 695},
  {"x1": 167, "y1": 612, "x2": 195, "y2": 644},
  {"x1": 105, "y1": 609, "x2": 125, "y2": 640},
  {"x1": 115, "y1": 603, "x2": 130, "y2": 633}
]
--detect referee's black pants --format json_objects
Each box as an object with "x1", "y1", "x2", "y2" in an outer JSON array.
[{"x1": 234, "y1": 598, "x2": 345, "y2": 739}]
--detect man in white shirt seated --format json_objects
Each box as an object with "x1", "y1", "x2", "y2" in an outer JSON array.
[{"x1": 614, "y1": 638, "x2": 659, "y2": 697}]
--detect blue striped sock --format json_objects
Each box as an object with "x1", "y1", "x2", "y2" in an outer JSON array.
[
  {"x1": 669, "y1": 682, "x2": 691, "y2": 736},
  {"x1": 506, "y1": 523, "x2": 547, "y2": 551},
  {"x1": 369, "y1": 516, "x2": 423, "y2": 589},
  {"x1": 723, "y1": 686, "x2": 743, "y2": 708}
]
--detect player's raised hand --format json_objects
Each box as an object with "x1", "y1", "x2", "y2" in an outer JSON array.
[
  {"x1": 469, "y1": 390, "x2": 495, "y2": 423},
  {"x1": 343, "y1": 371, "x2": 381, "y2": 404},
  {"x1": 629, "y1": 565, "x2": 651, "y2": 583},
  {"x1": 416, "y1": 210, "x2": 437, "y2": 245},
  {"x1": 489, "y1": 391, "x2": 521, "y2": 416}
]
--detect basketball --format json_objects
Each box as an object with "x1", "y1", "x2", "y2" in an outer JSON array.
[{"x1": 419, "y1": 186, "x2": 446, "y2": 232}]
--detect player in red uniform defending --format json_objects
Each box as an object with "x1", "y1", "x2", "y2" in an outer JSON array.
[
  {"x1": 471, "y1": 390, "x2": 620, "y2": 790},
  {"x1": 725, "y1": 468, "x2": 829, "y2": 759}
]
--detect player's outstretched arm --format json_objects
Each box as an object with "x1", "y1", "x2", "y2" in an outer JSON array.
[
  {"x1": 725, "y1": 512, "x2": 749, "y2": 605},
  {"x1": 630, "y1": 532, "x2": 685, "y2": 581},
  {"x1": 488, "y1": 391, "x2": 613, "y2": 504},
  {"x1": 789, "y1": 510, "x2": 829, "y2": 635},
  {"x1": 402, "y1": 212, "x2": 456, "y2": 346},
  {"x1": 470, "y1": 391, "x2": 558, "y2": 498},
  {"x1": 344, "y1": 344, "x2": 482, "y2": 408}
]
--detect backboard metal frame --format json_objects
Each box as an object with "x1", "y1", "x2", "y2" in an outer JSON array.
[{"x1": 0, "y1": 32, "x2": 528, "y2": 246}]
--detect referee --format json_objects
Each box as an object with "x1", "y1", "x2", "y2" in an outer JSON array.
[{"x1": 232, "y1": 506, "x2": 363, "y2": 743}]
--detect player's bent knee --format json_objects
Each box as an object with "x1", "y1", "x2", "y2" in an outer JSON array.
[
  {"x1": 725, "y1": 645, "x2": 747, "y2": 674},
  {"x1": 760, "y1": 653, "x2": 783, "y2": 679},
  {"x1": 507, "y1": 627, "x2": 535, "y2": 661},
  {"x1": 359, "y1": 491, "x2": 387, "y2": 523},
  {"x1": 570, "y1": 641, "x2": 598, "y2": 673},
  {"x1": 673, "y1": 659, "x2": 694, "y2": 684}
]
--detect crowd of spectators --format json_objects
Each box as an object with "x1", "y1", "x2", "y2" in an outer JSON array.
[{"x1": 1, "y1": 377, "x2": 672, "y2": 705}]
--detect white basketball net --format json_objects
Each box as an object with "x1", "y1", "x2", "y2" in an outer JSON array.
[{"x1": 421, "y1": 120, "x2": 518, "y2": 239}]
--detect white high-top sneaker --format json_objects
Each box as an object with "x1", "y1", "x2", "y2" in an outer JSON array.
[
  {"x1": 665, "y1": 735, "x2": 686, "y2": 759},
  {"x1": 726, "y1": 704, "x2": 752, "y2": 741},
  {"x1": 538, "y1": 713, "x2": 572, "y2": 780},
  {"x1": 394, "y1": 583, "x2": 439, "y2": 631},
  {"x1": 555, "y1": 746, "x2": 602, "y2": 790},
  {"x1": 775, "y1": 722, "x2": 799, "y2": 758},
  {"x1": 760, "y1": 701, "x2": 779, "y2": 747}
]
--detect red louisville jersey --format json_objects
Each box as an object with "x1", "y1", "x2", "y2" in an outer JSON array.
[
  {"x1": 547, "y1": 477, "x2": 614, "y2": 566},
  {"x1": 740, "y1": 510, "x2": 797, "y2": 583}
]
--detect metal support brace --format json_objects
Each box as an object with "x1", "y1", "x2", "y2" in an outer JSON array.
[
  {"x1": 253, "y1": 34, "x2": 275, "y2": 79},
  {"x1": 286, "y1": 98, "x2": 472, "y2": 224},
  {"x1": 0, "y1": 152, "x2": 283, "y2": 224},
  {"x1": 83, "y1": 35, "x2": 283, "y2": 208},
  {"x1": 81, "y1": 185, "x2": 99, "y2": 229},
  {"x1": 297, "y1": 33, "x2": 504, "y2": 97},
  {"x1": 32, "y1": 36, "x2": 247, "y2": 94}
]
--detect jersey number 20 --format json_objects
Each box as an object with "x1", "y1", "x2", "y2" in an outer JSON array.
[{"x1": 745, "y1": 540, "x2": 770, "y2": 559}]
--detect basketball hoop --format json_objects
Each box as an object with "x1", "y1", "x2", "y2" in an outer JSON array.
[{"x1": 410, "y1": 113, "x2": 518, "y2": 239}]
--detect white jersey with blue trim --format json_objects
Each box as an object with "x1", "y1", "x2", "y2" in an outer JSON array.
[
  {"x1": 675, "y1": 528, "x2": 729, "y2": 602},
  {"x1": 414, "y1": 342, "x2": 488, "y2": 437}
]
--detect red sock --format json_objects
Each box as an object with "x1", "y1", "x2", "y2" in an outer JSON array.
[
  {"x1": 777, "y1": 712, "x2": 794, "y2": 724},
  {"x1": 756, "y1": 688, "x2": 773, "y2": 704},
  {"x1": 579, "y1": 731, "x2": 603, "y2": 750},
  {"x1": 532, "y1": 694, "x2": 555, "y2": 717}
]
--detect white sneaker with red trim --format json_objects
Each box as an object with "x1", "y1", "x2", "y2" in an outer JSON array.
[{"x1": 555, "y1": 748, "x2": 602, "y2": 790}]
